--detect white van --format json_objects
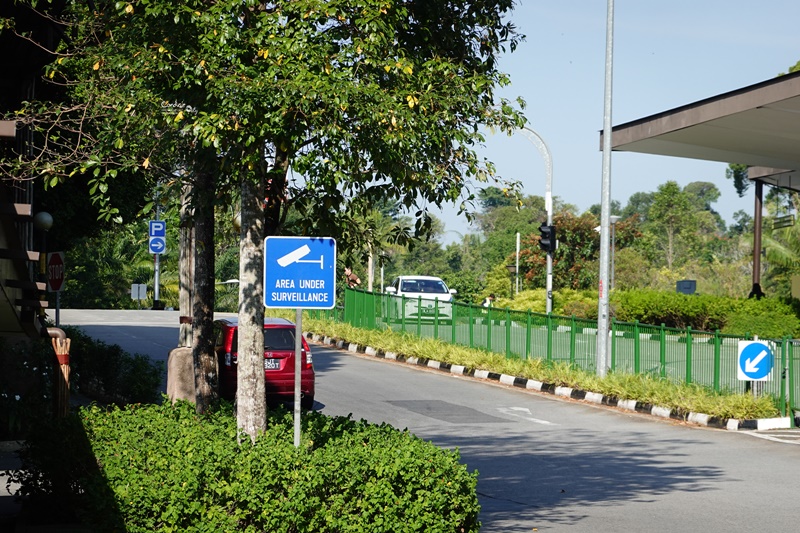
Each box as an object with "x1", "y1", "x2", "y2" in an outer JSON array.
[{"x1": 385, "y1": 275, "x2": 457, "y2": 322}]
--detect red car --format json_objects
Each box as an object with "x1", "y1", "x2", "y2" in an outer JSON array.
[{"x1": 214, "y1": 317, "x2": 315, "y2": 409}]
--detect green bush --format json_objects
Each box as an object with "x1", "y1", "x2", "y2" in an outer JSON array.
[
  {"x1": 610, "y1": 289, "x2": 800, "y2": 337},
  {"x1": 11, "y1": 402, "x2": 480, "y2": 533},
  {"x1": 494, "y1": 288, "x2": 599, "y2": 318}
]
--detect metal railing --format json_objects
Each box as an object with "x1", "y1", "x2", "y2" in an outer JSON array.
[{"x1": 308, "y1": 289, "x2": 798, "y2": 416}]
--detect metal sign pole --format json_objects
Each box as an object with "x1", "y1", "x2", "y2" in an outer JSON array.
[{"x1": 294, "y1": 308, "x2": 302, "y2": 448}]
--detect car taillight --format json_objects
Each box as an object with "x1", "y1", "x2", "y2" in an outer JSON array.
[{"x1": 302, "y1": 339, "x2": 313, "y2": 369}]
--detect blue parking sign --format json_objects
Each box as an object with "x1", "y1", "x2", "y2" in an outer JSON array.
[
  {"x1": 149, "y1": 220, "x2": 166, "y2": 237},
  {"x1": 264, "y1": 237, "x2": 336, "y2": 309}
]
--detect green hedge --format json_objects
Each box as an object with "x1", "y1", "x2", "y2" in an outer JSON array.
[
  {"x1": 10, "y1": 402, "x2": 480, "y2": 532},
  {"x1": 611, "y1": 290, "x2": 800, "y2": 338}
]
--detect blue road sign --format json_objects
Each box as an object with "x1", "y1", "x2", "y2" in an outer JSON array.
[
  {"x1": 264, "y1": 236, "x2": 336, "y2": 309},
  {"x1": 737, "y1": 340, "x2": 774, "y2": 381},
  {"x1": 149, "y1": 220, "x2": 166, "y2": 237},
  {"x1": 149, "y1": 237, "x2": 166, "y2": 255}
]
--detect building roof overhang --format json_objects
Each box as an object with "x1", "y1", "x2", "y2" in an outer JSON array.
[{"x1": 603, "y1": 69, "x2": 800, "y2": 191}]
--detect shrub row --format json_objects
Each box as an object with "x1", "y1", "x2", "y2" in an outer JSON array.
[
  {"x1": 495, "y1": 288, "x2": 800, "y2": 339},
  {"x1": 11, "y1": 401, "x2": 481, "y2": 532},
  {"x1": 611, "y1": 290, "x2": 800, "y2": 338}
]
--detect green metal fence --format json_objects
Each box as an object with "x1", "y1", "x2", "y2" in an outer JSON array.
[{"x1": 312, "y1": 289, "x2": 799, "y2": 416}]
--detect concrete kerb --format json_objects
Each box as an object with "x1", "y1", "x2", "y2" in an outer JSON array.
[{"x1": 304, "y1": 331, "x2": 792, "y2": 431}]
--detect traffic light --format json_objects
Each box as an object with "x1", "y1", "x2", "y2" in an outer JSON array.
[{"x1": 539, "y1": 224, "x2": 556, "y2": 253}]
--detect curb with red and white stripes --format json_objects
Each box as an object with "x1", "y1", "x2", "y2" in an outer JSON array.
[{"x1": 307, "y1": 333, "x2": 793, "y2": 432}]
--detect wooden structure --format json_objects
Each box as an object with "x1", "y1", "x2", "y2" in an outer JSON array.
[{"x1": 0, "y1": 2, "x2": 67, "y2": 337}]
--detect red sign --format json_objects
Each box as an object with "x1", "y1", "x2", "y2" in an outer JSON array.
[{"x1": 47, "y1": 252, "x2": 65, "y2": 292}]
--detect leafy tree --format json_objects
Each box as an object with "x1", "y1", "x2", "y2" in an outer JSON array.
[
  {"x1": 518, "y1": 211, "x2": 639, "y2": 291},
  {"x1": 5, "y1": 1, "x2": 526, "y2": 438},
  {"x1": 725, "y1": 163, "x2": 750, "y2": 197},
  {"x1": 587, "y1": 199, "x2": 621, "y2": 219},
  {"x1": 621, "y1": 191, "x2": 655, "y2": 223},
  {"x1": 728, "y1": 209, "x2": 753, "y2": 237},
  {"x1": 646, "y1": 181, "x2": 700, "y2": 269},
  {"x1": 478, "y1": 185, "x2": 516, "y2": 210},
  {"x1": 474, "y1": 193, "x2": 578, "y2": 268},
  {"x1": 684, "y1": 181, "x2": 724, "y2": 232}
]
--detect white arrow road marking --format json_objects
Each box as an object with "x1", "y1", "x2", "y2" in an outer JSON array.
[
  {"x1": 497, "y1": 407, "x2": 556, "y2": 425},
  {"x1": 745, "y1": 349, "x2": 768, "y2": 373}
]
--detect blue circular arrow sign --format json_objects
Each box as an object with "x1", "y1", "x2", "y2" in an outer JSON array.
[
  {"x1": 738, "y1": 341, "x2": 773, "y2": 381},
  {"x1": 149, "y1": 237, "x2": 166, "y2": 255}
]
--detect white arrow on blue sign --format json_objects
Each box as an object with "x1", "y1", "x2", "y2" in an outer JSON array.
[
  {"x1": 264, "y1": 236, "x2": 336, "y2": 309},
  {"x1": 149, "y1": 237, "x2": 166, "y2": 254},
  {"x1": 737, "y1": 340, "x2": 774, "y2": 381}
]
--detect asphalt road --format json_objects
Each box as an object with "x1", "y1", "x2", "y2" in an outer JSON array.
[{"x1": 52, "y1": 310, "x2": 800, "y2": 532}]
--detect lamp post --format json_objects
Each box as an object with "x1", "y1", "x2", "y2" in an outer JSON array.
[
  {"x1": 517, "y1": 127, "x2": 553, "y2": 313},
  {"x1": 596, "y1": 0, "x2": 616, "y2": 378},
  {"x1": 610, "y1": 215, "x2": 620, "y2": 291},
  {"x1": 506, "y1": 264, "x2": 517, "y2": 299}
]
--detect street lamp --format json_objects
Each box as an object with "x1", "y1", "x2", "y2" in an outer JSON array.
[
  {"x1": 517, "y1": 127, "x2": 553, "y2": 313},
  {"x1": 610, "y1": 215, "x2": 620, "y2": 291},
  {"x1": 506, "y1": 264, "x2": 517, "y2": 299}
]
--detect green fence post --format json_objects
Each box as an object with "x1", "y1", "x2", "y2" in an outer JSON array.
[
  {"x1": 368, "y1": 291, "x2": 377, "y2": 330},
  {"x1": 451, "y1": 303, "x2": 457, "y2": 345},
  {"x1": 546, "y1": 313, "x2": 553, "y2": 362},
  {"x1": 416, "y1": 296, "x2": 422, "y2": 337},
  {"x1": 685, "y1": 327, "x2": 693, "y2": 385},
  {"x1": 660, "y1": 323, "x2": 666, "y2": 378},
  {"x1": 506, "y1": 308, "x2": 512, "y2": 358},
  {"x1": 610, "y1": 318, "x2": 617, "y2": 371},
  {"x1": 434, "y1": 299, "x2": 440, "y2": 340},
  {"x1": 713, "y1": 329, "x2": 721, "y2": 392},
  {"x1": 569, "y1": 315, "x2": 576, "y2": 365},
  {"x1": 343, "y1": 288, "x2": 352, "y2": 324},
  {"x1": 781, "y1": 338, "x2": 787, "y2": 418},
  {"x1": 526, "y1": 311, "x2": 533, "y2": 360},
  {"x1": 469, "y1": 304, "x2": 474, "y2": 349},
  {"x1": 401, "y1": 295, "x2": 407, "y2": 334},
  {"x1": 790, "y1": 340, "x2": 796, "y2": 427},
  {"x1": 634, "y1": 320, "x2": 640, "y2": 374},
  {"x1": 486, "y1": 306, "x2": 493, "y2": 352}
]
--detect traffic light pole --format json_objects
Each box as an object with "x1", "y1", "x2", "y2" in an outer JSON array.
[{"x1": 518, "y1": 127, "x2": 553, "y2": 314}]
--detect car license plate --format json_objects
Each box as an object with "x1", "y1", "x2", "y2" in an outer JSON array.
[{"x1": 264, "y1": 358, "x2": 280, "y2": 370}]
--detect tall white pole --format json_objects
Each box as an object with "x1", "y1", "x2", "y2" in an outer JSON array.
[
  {"x1": 515, "y1": 232, "x2": 520, "y2": 296},
  {"x1": 517, "y1": 127, "x2": 553, "y2": 313},
  {"x1": 596, "y1": 0, "x2": 615, "y2": 377}
]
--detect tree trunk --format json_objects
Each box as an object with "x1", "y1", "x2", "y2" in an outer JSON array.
[
  {"x1": 179, "y1": 180, "x2": 194, "y2": 348},
  {"x1": 192, "y1": 167, "x2": 217, "y2": 413},
  {"x1": 237, "y1": 175, "x2": 266, "y2": 440}
]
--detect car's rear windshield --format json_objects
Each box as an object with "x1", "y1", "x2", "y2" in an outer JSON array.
[
  {"x1": 401, "y1": 279, "x2": 448, "y2": 294},
  {"x1": 230, "y1": 327, "x2": 296, "y2": 352},
  {"x1": 264, "y1": 328, "x2": 296, "y2": 350}
]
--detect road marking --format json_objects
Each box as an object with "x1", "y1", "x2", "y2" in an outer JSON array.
[
  {"x1": 497, "y1": 407, "x2": 556, "y2": 425},
  {"x1": 743, "y1": 431, "x2": 800, "y2": 445}
]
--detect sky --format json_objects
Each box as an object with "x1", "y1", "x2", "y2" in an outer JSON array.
[{"x1": 433, "y1": 1, "x2": 800, "y2": 244}]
